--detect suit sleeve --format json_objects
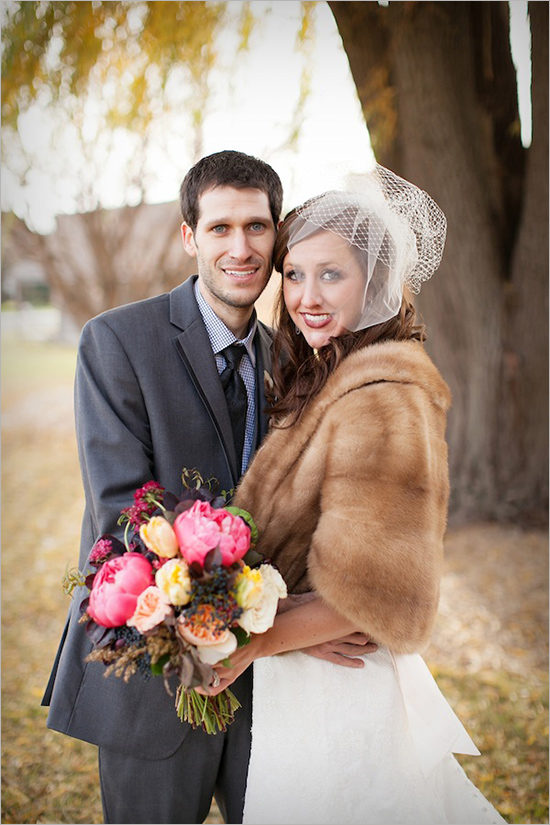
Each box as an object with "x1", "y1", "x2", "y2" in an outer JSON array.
[
  {"x1": 75, "y1": 316, "x2": 155, "y2": 566},
  {"x1": 307, "y1": 382, "x2": 448, "y2": 653}
]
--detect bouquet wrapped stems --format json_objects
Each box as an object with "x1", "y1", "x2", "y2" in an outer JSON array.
[{"x1": 175, "y1": 684, "x2": 242, "y2": 734}]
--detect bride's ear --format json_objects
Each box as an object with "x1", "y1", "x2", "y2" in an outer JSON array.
[{"x1": 181, "y1": 222, "x2": 197, "y2": 257}]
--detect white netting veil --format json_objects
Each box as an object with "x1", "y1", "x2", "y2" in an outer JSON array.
[{"x1": 286, "y1": 164, "x2": 447, "y2": 332}]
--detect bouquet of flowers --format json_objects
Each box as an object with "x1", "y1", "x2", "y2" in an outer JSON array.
[{"x1": 65, "y1": 469, "x2": 286, "y2": 734}]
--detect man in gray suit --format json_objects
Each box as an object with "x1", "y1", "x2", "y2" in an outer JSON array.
[{"x1": 42, "y1": 150, "x2": 373, "y2": 824}]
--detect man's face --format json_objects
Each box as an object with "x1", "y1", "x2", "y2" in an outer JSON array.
[{"x1": 181, "y1": 186, "x2": 276, "y2": 327}]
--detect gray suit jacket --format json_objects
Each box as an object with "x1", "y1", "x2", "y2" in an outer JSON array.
[{"x1": 42, "y1": 276, "x2": 272, "y2": 759}]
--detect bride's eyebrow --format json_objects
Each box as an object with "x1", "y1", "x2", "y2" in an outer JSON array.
[
  {"x1": 284, "y1": 259, "x2": 341, "y2": 270},
  {"x1": 309, "y1": 260, "x2": 342, "y2": 271}
]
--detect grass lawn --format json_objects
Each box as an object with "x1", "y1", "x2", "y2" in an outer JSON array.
[
  {"x1": 1, "y1": 332, "x2": 547, "y2": 824},
  {"x1": 2, "y1": 335, "x2": 77, "y2": 386}
]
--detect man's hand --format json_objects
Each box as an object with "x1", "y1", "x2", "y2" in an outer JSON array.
[
  {"x1": 302, "y1": 632, "x2": 378, "y2": 668},
  {"x1": 278, "y1": 593, "x2": 378, "y2": 666}
]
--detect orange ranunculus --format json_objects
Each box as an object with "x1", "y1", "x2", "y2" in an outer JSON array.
[{"x1": 176, "y1": 605, "x2": 237, "y2": 665}]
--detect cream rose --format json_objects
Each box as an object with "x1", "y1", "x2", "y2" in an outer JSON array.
[
  {"x1": 234, "y1": 565, "x2": 263, "y2": 610},
  {"x1": 155, "y1": 558, "x2": 192, "y2": 606},
  {"x1": 237, "y1": 564, "x2": 287, "y2": 634}
]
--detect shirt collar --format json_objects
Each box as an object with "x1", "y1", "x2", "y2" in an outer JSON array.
[{"x1": 194, "y1": 279, "x2": 257, "y2": 366}]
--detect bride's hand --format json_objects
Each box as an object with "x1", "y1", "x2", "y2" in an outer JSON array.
[{"x1": 197, "y1": 635, "x2": 265, "y2": 697}]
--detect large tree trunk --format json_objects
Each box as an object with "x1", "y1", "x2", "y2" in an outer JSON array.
[
  {"x1": 328, "y1": 1, "x2": 547, "y2": 525},
  {"x1": 500, "y1": 0, "x2": 549, "y2": 521}
]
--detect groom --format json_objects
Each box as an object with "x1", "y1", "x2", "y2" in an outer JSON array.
[{"x1": 42, "y1": 149, "x2": 374, "y2": 824}]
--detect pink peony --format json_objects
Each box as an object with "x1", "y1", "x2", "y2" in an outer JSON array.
[
  {"x1": 173, "y1": 500, "x2": 250, "y2": 567},
  {"x1": 88, "y1": 552, "x2": 154, "y2": 627}
]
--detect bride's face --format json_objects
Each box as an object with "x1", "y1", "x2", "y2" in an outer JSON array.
[{"x1": 282, "y1": 231, "x2": 367, "y2": 349}]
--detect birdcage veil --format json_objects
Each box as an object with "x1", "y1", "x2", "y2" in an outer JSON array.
[{"x1": 286, "y1": 164, "x2": 447, "y2": 332}]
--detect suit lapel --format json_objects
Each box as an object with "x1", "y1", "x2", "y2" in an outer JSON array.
[
  {"x1": 169, "y1": 277, "x2": 275, "y2": 484},
  {"x1": 170, "y1": 278, "x2": 239, "y2": 484}
]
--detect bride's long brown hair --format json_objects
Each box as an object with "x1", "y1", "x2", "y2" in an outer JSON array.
[{"x1": 268, "y1": 206, "x2": 427, "y2": 426}]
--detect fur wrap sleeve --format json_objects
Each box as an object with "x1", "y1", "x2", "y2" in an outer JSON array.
[{"x1": 234, "y1": 340, "x2": 451, "y2": 654}]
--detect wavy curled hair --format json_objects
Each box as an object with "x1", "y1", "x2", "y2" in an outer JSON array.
[{"x1": 268, "y1": 206, "x2": 427, "y2": 426}]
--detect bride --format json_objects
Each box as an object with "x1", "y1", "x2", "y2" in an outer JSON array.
[{"x1": 208, "y1": 166, "x2": 507, "y2": 824}]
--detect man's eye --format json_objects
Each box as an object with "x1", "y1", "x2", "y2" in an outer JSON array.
[
  {"x1": 250, "y1": 222, "x2": 266, "y2": 232},
  {"x1": 212, "y1": 225, "x2": 226, "y2": 234}
]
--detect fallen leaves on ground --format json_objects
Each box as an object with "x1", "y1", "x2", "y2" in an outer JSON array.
[{"x1": 2, "y1": 338, "x2": 547, "y2": 825}]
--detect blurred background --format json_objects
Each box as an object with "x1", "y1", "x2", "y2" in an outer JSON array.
[{"x1": 1, "y1": 2, "x2": 548, "y2": 823}]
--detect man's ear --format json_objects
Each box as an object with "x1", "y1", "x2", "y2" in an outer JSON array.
[{"x1": 181, "y1": 222, "x2": 197, "y2": 257}]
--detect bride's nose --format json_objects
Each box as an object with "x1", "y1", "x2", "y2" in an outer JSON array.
[{"x1": 300, "y1": 276, "x2": 323, "y2": 308}]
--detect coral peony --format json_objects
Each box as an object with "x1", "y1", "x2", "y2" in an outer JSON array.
[{"x1": 88, "y1": 553, "x2": 154, "y2": 628}]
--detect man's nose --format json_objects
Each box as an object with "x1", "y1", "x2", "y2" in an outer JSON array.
[{"x1": 228, "y1": 230, "x2": 253, "y2": 260}]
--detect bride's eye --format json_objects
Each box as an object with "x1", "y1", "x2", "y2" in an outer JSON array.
[
  {"x1": 284, "y1": 269, "x2": 303, "y2": 282},
  {"x1": 321, "y1": 269, "x2": 342, "y2": 282}
]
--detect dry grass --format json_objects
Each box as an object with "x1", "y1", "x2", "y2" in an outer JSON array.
[
  {"x1": 1, "y1": 331, "x2": 547, "y2": 824},
  {"x1": 424, "y1": 523, "x2": 549, "y2": 823}
]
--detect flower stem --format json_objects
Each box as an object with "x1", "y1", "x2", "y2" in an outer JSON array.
[{"x1": 175, "y1": 686, "x2": 242, "y2": 734}]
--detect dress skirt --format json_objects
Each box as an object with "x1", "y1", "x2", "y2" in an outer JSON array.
[{"x1": 242, "y1": 647, "x2": 507, "y2": 825}]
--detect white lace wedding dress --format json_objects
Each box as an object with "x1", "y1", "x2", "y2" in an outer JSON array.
[{"x1": 242, "y1": 647, "x2": 507, "y2": 824}]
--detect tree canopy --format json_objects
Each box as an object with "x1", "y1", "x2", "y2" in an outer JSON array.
[
  {"x1": 2, "y1": 1, "x2": 229, "y2": 131},
  {"x1": 1, "y1": 1, "x2": 315, "y2": 325},
  {"x1": 1, "y1": 1, "x2": 259, "y2": 216},
  {"x1": 1, "y1": 1, "x2": 315, "y2": 223}
]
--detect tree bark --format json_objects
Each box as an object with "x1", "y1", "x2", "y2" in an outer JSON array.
[
  {"x1": 499, "y1": 0, "x2": 548, "y2": 522},
  {"x1": 327, "y1": 1, "x2": 402, "y2": 171},
  {"x1": 328, "y1": 1, "x2": 547, "y2": 525}
]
